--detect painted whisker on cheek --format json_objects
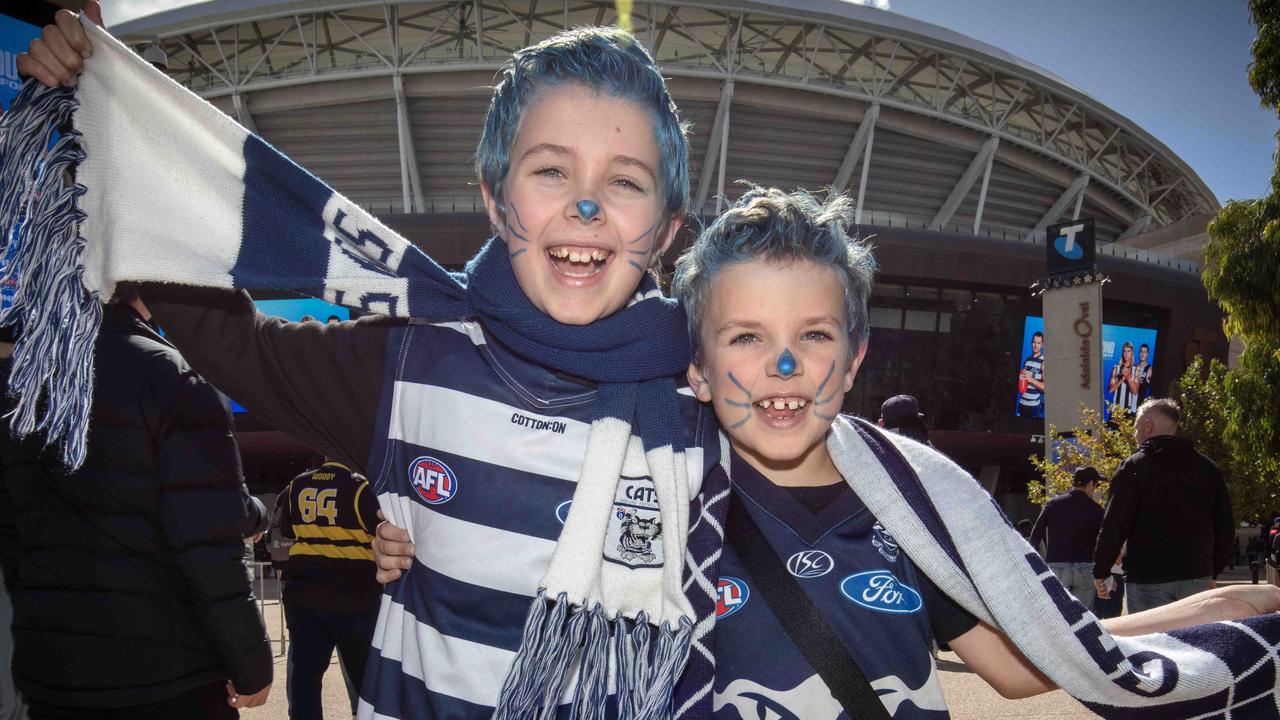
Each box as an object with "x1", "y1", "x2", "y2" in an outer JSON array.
[
  {"x1": 509, "y1": 202, "x2": 530, "y2": 233},
  {"x1": 627, "y1": 259, "x2": 645, "y2": 272},
  {"x1": 725, "y1": 371, "x2": 754, "y2": 429},
  {"x1": 509, "y1": 248, "x2": 528, "y2": 258},
  {"x1": 628, "y1": 220, "x2": 658, "y2": 245},
  {"x1": 812, "y1": 361, "x2": 840, "y2": 420},
  {"x1": 505, "y1": 203, "x2": 531, "y2": 244}
]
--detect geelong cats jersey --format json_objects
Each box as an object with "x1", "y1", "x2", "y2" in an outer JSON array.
[{"x1": 713, "y1": 453, "x2": 975, "y2": 720}]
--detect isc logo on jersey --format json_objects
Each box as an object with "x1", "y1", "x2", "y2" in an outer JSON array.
[
  {"x1": 840, "y1": 570, "x2": 922, "y2": 614},
  {"x1": 786, "y1": 550, "x2": 834, "y2": 578},
  {"x1": 716, "y1": 577, "x2": 749, "y2": 619},
  {"x1": 408, "y1": 456, "x2": 456, "y2": 505}
]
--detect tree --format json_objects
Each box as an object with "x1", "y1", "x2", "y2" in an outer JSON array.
[
  {"x1": 1170, "y1": 357, "x2": 1275, "y2": 522},
  {"x1": 1186, "y1": 0, "x2": 1280, "y2": 518},
  {"x1": 1027, "y1": 405, "x2": 1135, "y2": 507}
]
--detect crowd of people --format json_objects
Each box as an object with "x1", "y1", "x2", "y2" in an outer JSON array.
[{"x1": 1, "y1": 3, "x2": 1278, "y2": 720}]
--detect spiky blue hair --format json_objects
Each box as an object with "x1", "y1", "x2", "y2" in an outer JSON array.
[
  {"x1": 475, "y1": 27, "x2": 689, "y2": 220},
  {"x1": 673, "y1": 185, "x2": 877, "y2": 354}
]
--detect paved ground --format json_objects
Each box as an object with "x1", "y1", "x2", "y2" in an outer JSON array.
[{"x1": 242, "y1": 565, "x2": 1263, "y2": 719}]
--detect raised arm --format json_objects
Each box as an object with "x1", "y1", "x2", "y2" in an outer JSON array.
[{"x1": 141, "y1": 284, "x2": 391, "y2": 472}]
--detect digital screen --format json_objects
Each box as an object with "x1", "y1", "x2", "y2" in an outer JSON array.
[
  {"x1": 255, "y1": 298, "x2": 350, "y2": 324},
  {"x1": 228, "y1": 298, "x2": 351, "y2": 413},
  {"x1": 1015, "y1": 316, "x2": 1158, "y2": 420}
]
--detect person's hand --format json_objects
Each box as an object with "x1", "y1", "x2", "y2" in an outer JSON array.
[
  {"x1": 1094, "y1": 578, "x2": 1111, "y2": 600},
  {"x1": 16, "y1": 0, "x2": 103, "y2": 88},
  {"x1": 374, "y1": 509, "x2": 414, "y2": 584},
  {"x1": 226, "y1": 681, "x2": 270, "y2": 709},
  {"x1": 250, "y1": 530, "x2": 266, "y2": 544}
]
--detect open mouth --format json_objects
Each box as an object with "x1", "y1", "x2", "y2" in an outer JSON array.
[
  {"x1": 754, "y1": 396, "x2": 809, "y2": 422},
  {"x1": 548, "y1": 246, "x2": 614, "y2": 279}
]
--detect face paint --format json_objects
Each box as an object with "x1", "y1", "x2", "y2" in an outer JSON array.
[
  {"x1": 506, "y1": 202, "x2": 531, "y2": 258},
  {"x1": 776, "y1": 348, "x2": 796, "y2": 377},
  {"x1": 811, "y1": 361, "x2": 839, "y2": 421},
  {"x1": 576, "y1": 199, "x2": 600, "y2": 221},
  {"x1": 625, "y1": 219, "x2": 659, "y2": 272},
  {"x1": 723, "y1": 371, "x2": 754, "y2": 429}
]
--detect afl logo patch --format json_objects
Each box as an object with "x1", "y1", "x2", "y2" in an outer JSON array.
[
  {"x1": 716, "y1": 577, "x2": 749, "y2": 619},
  {"x1": 840, "y1": 570, "x2": 922, "y2": 614},
  {"x1": 786, "y1": 550, "x2": 834, "y2": 578},
  {"x1": 408, "y1": 456, "x2": 456, "y2": 505}
]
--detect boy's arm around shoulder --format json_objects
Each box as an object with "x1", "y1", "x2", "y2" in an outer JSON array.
[{"x1": 140, "y1": 283, "x2": 391, "y2": 472}]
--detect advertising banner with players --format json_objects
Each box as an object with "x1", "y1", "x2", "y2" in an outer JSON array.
[{"x1": 1016, "y1": 316, "x2": 1158, "y2": 420}]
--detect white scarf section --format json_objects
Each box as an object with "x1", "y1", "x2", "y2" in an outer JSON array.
[{"x1": 829, "y1": 416, "x2": 1280, "y2": 718}]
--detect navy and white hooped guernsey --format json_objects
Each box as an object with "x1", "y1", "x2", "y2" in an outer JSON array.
[{"x1": 358, "y1": 320, "x2": 718, "y2": 720}]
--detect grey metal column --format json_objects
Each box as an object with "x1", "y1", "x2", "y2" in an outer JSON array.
[
  {"x1": 832, "y1": 103, "x2": 879, "y2": 192},
  {"x1": 393, "y1": 74, "x2": 425, "y2": 213},
  {"x1": 694, "y1": 79, "x2": 734, "y2": 215},
  {"x1": 929, "y1": 135, "x2": 999, "y2": 230}
]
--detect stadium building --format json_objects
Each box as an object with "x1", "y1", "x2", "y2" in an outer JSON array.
[{"x1": 18, "y1": 0, "x2": 1230, "y2": 517}]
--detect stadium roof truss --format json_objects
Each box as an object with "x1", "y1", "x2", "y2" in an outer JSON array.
[{"x1": 119, "y1": 0, "x2": 1216, "y2": 265}]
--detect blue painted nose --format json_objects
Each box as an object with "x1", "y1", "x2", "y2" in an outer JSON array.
[
  {"x1": 576, "y1": 199, "x2": 600, "y2": 220},
  {"x1": 777, "y1": 348, "x2": 797, "y2": 377}
]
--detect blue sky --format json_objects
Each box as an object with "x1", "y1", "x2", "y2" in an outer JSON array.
[
  {"x1": 101, "y1": 0, "x2": 1277, "y2": 204},
  {"x1": 886, "y1": 0, "x2": 1277, "y2": 205}
]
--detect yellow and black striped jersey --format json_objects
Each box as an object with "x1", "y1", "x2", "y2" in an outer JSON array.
[{"x1": 281, "y1": 461, "x2": 381, "y2": 612}]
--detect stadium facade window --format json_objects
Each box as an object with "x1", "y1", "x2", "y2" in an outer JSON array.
[{"x1": 846, "y1": 280, "x2": 1039, "y2": 433}]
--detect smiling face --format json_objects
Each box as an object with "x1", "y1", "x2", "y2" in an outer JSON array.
[
  {"x1": 481, "y1": 82, "x2": 680, "y2": 326},
  {"x1": 1031, "y1": 333, "x2": 1043, "y2": 356},
  {"x1": 688, "y1": 258, "x2": 864, "y2": 481}
]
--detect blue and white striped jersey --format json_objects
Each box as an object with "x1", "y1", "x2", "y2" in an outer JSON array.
[{"x1": 358, "y1": 319, "x2": 719, "y2": 720}]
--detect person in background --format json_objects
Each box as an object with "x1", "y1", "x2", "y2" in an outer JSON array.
[
  {"x1": 0, "y1": 282, "x2": 272, "y2": 719},
  {"x1": 1017, "y1": 331, "x2": 1045, "y2": 418},
  {"x1": 879, "y1": 394, "x2": 931, "y2": 445},
  {"x1": 1093, "y1": 398, "x2": 1234, "y2": 612},
  {"x1": 1030, "y1": 467, "x2": 1105, "y2": 607},
  {"x1": 277, "y1": 459, "x2": 381, "y2": 720}
]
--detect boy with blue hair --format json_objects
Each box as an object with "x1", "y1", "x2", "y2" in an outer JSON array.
[{"x1": 14, "y1": 6, "x2": 726, "y2": 720}]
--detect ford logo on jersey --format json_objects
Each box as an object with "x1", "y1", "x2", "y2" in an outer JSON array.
[
  {"x1": 555, "y1": 500, "x2": 572, "y2": 524},
  {"x1": 840, "y1": 570, "x2": 922, "y2": 614},
  {"x1": 408, "y1": 456, "x2": 456, "y2": 505},
  {"x1": 786, "y1": 550, "x2": 834, "y2": 578},
  {"x1": 716, "y1": 577, "x2": 749, "y2": 618}
]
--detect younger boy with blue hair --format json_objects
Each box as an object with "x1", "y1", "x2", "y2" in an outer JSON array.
[{"x1": 668, "y1": 186, "x2": 1280, "y2": 718}]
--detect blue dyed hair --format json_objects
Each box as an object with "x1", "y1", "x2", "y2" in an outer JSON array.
[
  {"x1": 476, "y1": 27, "x2": 689, "y2": 220},
  {"x1": 673, "y1": 186, "x2": 877, "y2": 354}
]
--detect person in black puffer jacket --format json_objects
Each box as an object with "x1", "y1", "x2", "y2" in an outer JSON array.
[{"x1": 0, "y1": 288, "x2": 273, "y2": 719}]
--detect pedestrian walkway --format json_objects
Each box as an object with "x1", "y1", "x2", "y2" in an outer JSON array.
[{"x1": 239, "y1": 566, "x2": 1265, "y2": 718}]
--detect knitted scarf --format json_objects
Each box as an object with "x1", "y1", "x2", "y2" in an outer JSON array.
[
  {"x1": 0, "y1": 19, "x2": 732, "y2": 719},
  {"x1": 833, "y1": 416, "x2": 1280, "y2": 719}
]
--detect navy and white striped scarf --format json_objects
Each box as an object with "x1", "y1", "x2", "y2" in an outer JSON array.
[
  {"x1": 0, "y1": 19, "x2": 731, "y2": 719},
  {"x1": 836, "y1": 416, "x2": 1280, "y2": 719}
]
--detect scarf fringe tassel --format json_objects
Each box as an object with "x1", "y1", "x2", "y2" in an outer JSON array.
[
  {"x1": 493, "y1": 590, "x2": 693, "y2": 720},
  {"x1": 0, "y1": 81, "x2": 101, "y2": 470}
]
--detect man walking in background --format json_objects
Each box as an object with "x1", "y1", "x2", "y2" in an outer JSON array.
[
  {"x1": 1031, "y1": 466, "x2": 1105, "y2": 607},
  {"x1": 279, "y1": 459, "x2": 381, "y2": 720},
  {"x1": 1093, "y1": 398, "x2": 1234, "y2": 613}
]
